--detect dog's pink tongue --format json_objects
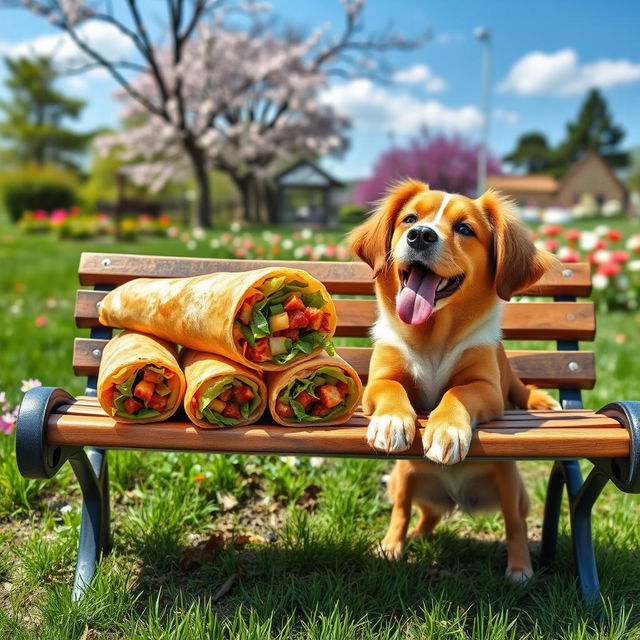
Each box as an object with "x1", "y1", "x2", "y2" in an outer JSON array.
[{"x1": 397, "y1": 266, "x2": 441, "y2": 325}]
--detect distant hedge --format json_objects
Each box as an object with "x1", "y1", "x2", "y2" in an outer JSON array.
[
  {"x1": 338, "y1": 203, "x2": 368, "y2": 224},
  {"x1": 0, "y1": 165, "x2": 78, "y2": 222}
]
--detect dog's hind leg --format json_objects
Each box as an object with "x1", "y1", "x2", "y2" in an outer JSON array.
[{"x1": 407, "y1": 504, "x2": 441, "y2": 540}]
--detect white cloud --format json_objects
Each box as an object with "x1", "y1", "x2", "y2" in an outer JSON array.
[
  {"x1": 392, "y1": 64, "x2": 447, "y2": 93},
  {"x1": 0, "y1": 20, "x2": 135, "y2": 80},
  {"x1": 321, "y1": 78, "x2": 481, "y2": 134},
  {"x1": 493, "y1": 107, "x2": 519, "y2": 125},
  {"x1": 499, "y1": 48, "x2": 640, "y2": 96}
]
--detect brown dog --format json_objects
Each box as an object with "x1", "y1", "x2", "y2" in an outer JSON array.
[{"x1": 349, "y1": 180, "x2": 560, "y2": 581}]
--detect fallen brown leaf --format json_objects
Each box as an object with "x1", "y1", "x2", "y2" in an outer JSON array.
[
  {"x1": 295, "y1": 484, "x2": 323, "y2": 511},
  {"x1": 179, "y1": 532, "x2": 225, "y2": 570}
]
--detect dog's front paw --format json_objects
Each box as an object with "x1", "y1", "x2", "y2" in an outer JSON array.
[
  {"x1": 366, "y1": 413, "x2": 416, "y2": 453},
  {"x1": 376, "y1": 537, "x2": 405, "y2": 560},
  {"x1": 422, "y1": 419, "x2": 471, "y2": 465},
  {"x1": 527, "y1": 388, "x2": 561, "y2": 411},
  {"x1": 505, "y1": 566, "x2": 533, "y2": 584}
]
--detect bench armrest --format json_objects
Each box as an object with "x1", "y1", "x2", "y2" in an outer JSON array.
[
  {"x1": 596, "y1": 401, "x2": 640, "y2": 493},
  {"x1": 16, "y1": 387, "x2": 80, "y2": 479}
]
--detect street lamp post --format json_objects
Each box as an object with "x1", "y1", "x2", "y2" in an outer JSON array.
[{"x1": 474, "y1": 26, "x2": 491, "y2": 196}]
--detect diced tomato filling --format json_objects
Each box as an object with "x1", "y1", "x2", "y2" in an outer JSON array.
[
  {"x1": 303, "y1": 307, "x2": 323, "y2": 331},
  {"x1": 246, "y1": 338, "x2": 271, "y2": 363},
  {"x1": 284, "y1": 294, "x2": 306, "y2": 311},
  {"x1": 311, "y1": 404, "x2": 331, "y2": 418},
  {"x1": 218, "y1": 389, "x2": 232, "y2": 402},
  {"x1": 276, "y1": 400, "x2": 294, "y2": 418},
  {"x1": 222, "y1": 403, "x2": 241, "y2": 419},
  {"x1": 232, "y1": 384, "x2": 254, "y2": 404},
  {"x1": 133, "y1": 380, "x2": 155, "y2": 403},
  {"x1": 147, "y1": 393, "x2": 168, "y2": 412},
  {"x1": 317, "y1": 385, "x2": 343, "y2": 408},
  {"x1": 123, "y1": 398, "x2": 143, "y2": 414},
  {"x1": 320, "y1": 312, "x2": 332, "y2": 332},
  {"x1": 143, "y1": 369, "x2": 164, "y2": 384},
  {"x1": 295, "y1": 391, "x2": 315, "y2": 408},
  {"x1": 336, "y1": 381, "x2": 349, "y2": 396},
  {"x1": 288, "y1": 310, "x2": 309, "y2": 329}
]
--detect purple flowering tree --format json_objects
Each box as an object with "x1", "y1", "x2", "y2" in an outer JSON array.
[{"x1": 355, "y1": 130, "x2": 503, "y2": 206}]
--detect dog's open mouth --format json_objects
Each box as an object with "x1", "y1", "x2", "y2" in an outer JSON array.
[{"x1": 397, "y1": 262, "x2": 465, "y2": 325}]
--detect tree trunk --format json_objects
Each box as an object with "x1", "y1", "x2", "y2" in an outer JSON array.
[
  {"x1": 184, "y1": 141, "x2": 212, "y2": 228},
  {"x1": 229, "y1": 173, "x2": 253, "y2": 223}
]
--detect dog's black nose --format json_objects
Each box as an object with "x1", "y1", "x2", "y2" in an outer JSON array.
[{"x1": 406, "y1": 225, "x2": 439, "y2": 250}]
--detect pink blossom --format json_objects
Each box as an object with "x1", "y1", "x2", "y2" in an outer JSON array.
[
  {"x1": 597, "y1": 262, "x2": 621, "y2": 277},
  {"x1": 540, "y1": 225, "x2": 562, "y2": 237},
  {"x1": 244, "y1": 239, "x2": 255, "y2": 250},
  {"x1": 35, "y1": 315, "x2": 48, "y2": 327},
  {"x1": 21, "y1": 379, "x2": 42, "y2": 392},
  {"x1": 1, "y1": 413, "x2": 15, "y2": 435},
  {"x1": 543, "y1": 239, "x2": 559, "y2": 252},
  {"x1": 606, "y1": 229, "x2": 622, "y2": 243},
  {"x1": 611, "y1": 251, "x2": 629, "y2": 263},
  {"x1": 557, "y1": 247, "x2": 580, "y2": 263},
  {"x1": 235, "y1": 248, "x2": 246, "y2": 258},
  {"x1": 50, "y1": 209, "x2": 68, "y2": 226},
  {"x1": 325, "y1": 244, "x2": 337, "y2": 258},
  {"x1": 33, "y1": 209, "x2": 48, "y2": 220},
  {"x1": 167, "y1": 226, "x2": 179, "y2": 238},
  {"x1": 302, "y1": 244, "x2": 313, "y2": 256},
  {"x1": 564, "y1": 230, "x2": 581, "y2": 242}
]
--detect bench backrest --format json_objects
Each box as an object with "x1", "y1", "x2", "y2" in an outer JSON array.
[{"x1": 74, "y1": 252, "x2": 595, "y2": 405}]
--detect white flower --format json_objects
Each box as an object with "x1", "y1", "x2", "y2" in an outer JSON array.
[
  {"x1": 309, "y1": 457, "x2": 325, "y2": 467},
  {"x1": 21, "y1": 379, "x2": 42, "y2": 392},
  {"x1": 261, "y1": 231, "x2": 272, "y2": 241},
  {"x1": 592, "y1": 274, "x2": 609, "y2": 290},
  {"x1": 628, "y1": 260, "x2": 640, "y2": 272},
  {"x1": 594, "y1": 225, "x2": 609, "y2": 236},
  {"x1": 186, "y1": 240, "x2": 197, "y2": 251},
  {"x1": 301, "y1": 228, "x2": 312, "y2": 240},
  {"x1": 209, "y1": 239, "x2": 220, "y2": 249},
  {"x1": 193, "y1": 227, "x2": 205, "y2": 240},
  {"x1": 230, "y1": 222, "x2": 241, "y2": 232},
  {"x1": 293, "y1": 247, "x2": 305, "y2": 259},
  {"x1": 0, "y1": 392, "x2": 4, "y2": 404},
  {"x1": 60, "y1": 504, "x2": 73, "y2": 514},
  {"x1": 592, "y1": 250, "x2": 612, "y2": 265},
  {"x1": 579, "y1": 231, "x2": 599, "y2": 252},
  {"x1": 626, "y1": 235, "x2": 640, "y2": 252},
  {"x1": 282, "y1": 239, "x2": 294, "y2": 250},
  {"x1": 534, "y1": 240, "x2": 546, "y2": 251},
  {"x1": 380, "y1": 473, "x2": 391, "y2": 485},
  {"x1": 279, "y1": 456, "x2": 299, "y2": 467}
]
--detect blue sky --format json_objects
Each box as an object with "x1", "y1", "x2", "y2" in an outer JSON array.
[{"x1": 1, "y1": 0, "x2": 639, "y2": 181}]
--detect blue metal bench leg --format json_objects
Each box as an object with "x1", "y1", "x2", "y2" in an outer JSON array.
[
  {"x1": 566, "y1": 465, "x2": 608, "y2": 607},
  {"x1": 69, "y1": 448, "x2": 111, "y2": 601},
  {"x1": 540, "y1": 460, "x2": 566, "y2": 566}
]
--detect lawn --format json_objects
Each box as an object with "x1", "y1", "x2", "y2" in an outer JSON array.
[{"x1": 1, "y1": 214, "x2": 640, "y2": 639}]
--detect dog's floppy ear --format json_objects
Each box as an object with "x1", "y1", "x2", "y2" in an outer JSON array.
[
  {"x1": 479, "y1": 189, "x2": 557, "y2": 300},
  {"x1": 349, "y1": 179, "x2": 427, "y2": 277}
]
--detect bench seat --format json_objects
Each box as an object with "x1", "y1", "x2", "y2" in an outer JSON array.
[{"x1": 49, "y1": 398, "x2": 627, "y2": 460}]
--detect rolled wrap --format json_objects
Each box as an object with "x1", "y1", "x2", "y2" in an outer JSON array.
[
  {"x1": 98, "y1": 267, "x2": 337, "y2": 371},
  {"x1": 182, "y1": 349, "x2": 267, "y2": 428},
  {"x1": 97, "y1": 330, "x2": 186, "y2": 423},
  {"x1": 265, "y1": 354, "x2": 362, "y2": 427}
]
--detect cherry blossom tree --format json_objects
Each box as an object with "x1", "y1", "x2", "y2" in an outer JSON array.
[
  {"x1": 355, "y1": 130, "x2": 503, "y2": 205},
  {"x1": 18, "y1": 0, "x2": 427, "y2": 226}
]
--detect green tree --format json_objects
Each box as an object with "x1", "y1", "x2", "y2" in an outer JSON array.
[
  {"x1": 556, "y1": 88, "x2": 629, "y2": 172},
  {"x1": 503, "y1": 132, "x2": 554, "y2": 174},
  {"x1": 0, "y1": 56, "x2": 92, "y2": 170}
]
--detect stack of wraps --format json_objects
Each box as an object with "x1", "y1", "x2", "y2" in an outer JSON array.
[{"x1": 97, "y1": 266, "x2": 362, "y2": 427}]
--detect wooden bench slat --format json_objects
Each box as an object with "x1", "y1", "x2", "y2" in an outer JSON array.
[
  {"x1": 78, "y1": 253, "x2": 592, "y2": 297},
  {"x1": 75, "y1": 290, "x2": 596, "y2": 341},
  {"x1": 46, "y1": 403, "x2": 627, "y2": 459},
  {"x1": 58, "y1": 403, "x2": 620, "y2": 431},
  {"x1": 73, "y1": 338, "x2": 596, "y2": 389}
]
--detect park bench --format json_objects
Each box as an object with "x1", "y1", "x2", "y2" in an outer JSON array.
[{"x1": 16, "y1": 251, "x2": 640, "y2": 605}]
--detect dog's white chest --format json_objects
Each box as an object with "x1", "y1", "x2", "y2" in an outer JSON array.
[{"x1": 371, "y1": 305, "x2": 502, "y2": 412}]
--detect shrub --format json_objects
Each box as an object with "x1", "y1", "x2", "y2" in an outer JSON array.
[
  {"x1": 0, "y1": 166, "x2": 78, "y2": 222},
  {"x1": 338, "y1": 203, "x2": 368, "y2": 225}
]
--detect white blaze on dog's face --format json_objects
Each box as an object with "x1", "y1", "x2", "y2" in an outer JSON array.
[{"x1": 349, "y1": 179, "x2": 553, "y2": 326}]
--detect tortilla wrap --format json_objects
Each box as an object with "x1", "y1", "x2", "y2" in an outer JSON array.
[
  {"x1": 97, "y1": 330, "x2": 186, "y2": 423},
  {"x1": 181, "y1": 349, "x2": 267, "y2": 428},
  {"x1": 265, "y1": 353, "x2": 362, "y2": 426},
  {"x1": 98, "y1": 267, "x2": 337, "y2": 371}
]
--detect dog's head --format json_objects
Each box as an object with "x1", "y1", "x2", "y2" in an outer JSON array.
[{"x1": 349, "y1": 180, "x2": 555, "y2": 326}]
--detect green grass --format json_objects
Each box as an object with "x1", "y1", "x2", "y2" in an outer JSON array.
[{"x1": 1, "y1": 214, "x2": 640, "y2": 639}]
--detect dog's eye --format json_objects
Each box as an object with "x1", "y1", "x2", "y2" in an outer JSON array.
[
  {"x1": 454, "y1": 222, "x2": 474, "y2": 237},
  {"x1": 403, "y1": 214, "x2": 418, "y2": 224}
]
